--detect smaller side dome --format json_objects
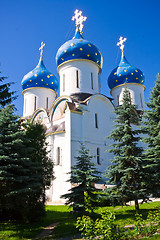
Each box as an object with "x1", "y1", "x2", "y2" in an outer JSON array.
[
  {"x1": 21, "y1": 42, "x2": 59, "y2": 92},
  {"x1": 108, "y1": 54, "x2": 145, "y2": 89},
  {"x1": 21, "y1": 58, "x2": 59, "y2": 92}
]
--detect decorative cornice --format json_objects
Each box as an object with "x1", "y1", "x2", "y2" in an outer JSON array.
[
  {"x1": 57, "y1": 58, "x2": 101, "y2": 73},
  {"x1": 45, "y1": 130, "x2": 65, "y2": 137},
  {"x1": 110, "y1": 82, "x2": 145, "y2": 94},
  {"x1": 70, "y1": 110, "x2": 83, "y2": 114},
  {"x1": 22, "y1": 87, "x2": 57, "y2": 96}
]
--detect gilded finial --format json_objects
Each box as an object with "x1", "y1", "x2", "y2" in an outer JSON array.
[
  {"x1": 39, "y1": 42, "x2": 45, "y2": 60},
  {"x1": 117, "y1": 36, "x2": 127, "y2": 56},
  {"x1": 72, "y1": 9, "x2": 87, "y2": 34}
]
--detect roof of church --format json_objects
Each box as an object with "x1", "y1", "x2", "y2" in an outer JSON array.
[
  {"x1": 21, "y1": 54, "x2": 59, "y2": 92},
  {"x1": 108, "y1": 53, "x2": 145, "y2": 90},
  {"x1": 56, "y1": 29, "x2": 103, "y2": 70}
]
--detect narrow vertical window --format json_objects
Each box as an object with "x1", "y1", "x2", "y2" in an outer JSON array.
[
  {"x1": 117, "y1": 95, "x2": 119, "y2": 106},
  {"x1": 46, "y1": 97, "x2": 48, "y2": 109},
  {"x1": 57, "y1": 147, "x2": 60, "y2": 165},
  {"x1": 140, "y1": 93, "x2": 143, "y2": 108},
  {"x1": 76, "y1": 70, "x2": 79, "y2": 88},
  {"x1": 24, "y1": 98, "x2": 27, "y2": 113},
  {"x1": 63, "y1": 74, "x2": 65, "y2": 92},
  {"x1": 95, "y1": 113, "x2": 98, "y2": 128},
  {"x1": 34, "y1": 96, "x2": 37, "y2": 111},
  {"x1": 91, "y1": 72, "x2": 93, "y2": 89},
  {"x1": 97, "y1": 147, "x2": 100, "y2": 165}
]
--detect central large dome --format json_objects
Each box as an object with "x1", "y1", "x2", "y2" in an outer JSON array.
[{"x1": 56, "y1": 29, "x2": 103, "y2": 70}]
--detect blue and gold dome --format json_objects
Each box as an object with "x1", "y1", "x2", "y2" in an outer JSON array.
[
  {"x1": 108, "y1": 54, "x2": 145, "y2": 89},
  {"x1": 21, "y1": 43, "x2": 59, "y2": 92},
  {"x1": 108, "y1": 37, "x2": 145, "y2": 90},
  {"x1": 56, "y1": 29, "x2": 103, "y2": 70}
]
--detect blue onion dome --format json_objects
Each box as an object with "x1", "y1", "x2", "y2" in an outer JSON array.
[
  {"x1": 108, "y1": 49, "x2": 145, "y2": 90},
  {"x1": 21, "y1": 56, "x2": 59, "y2": 92},
  {"x1": 56, "y1": 29, "x2": 103, "y2": 70}
]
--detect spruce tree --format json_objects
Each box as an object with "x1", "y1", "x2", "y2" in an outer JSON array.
[
  {"x1": 61, "y1": 142, "x2": 101, "y2": 212},
  {"x1": 0, "y1": 105, "x2": 37, "y2": 220},
  {"x1": 0, "y1": 71, "x2": 15, "y2": 107},
  {"x1": 142, "y1": 75, "x2": 160, "y2": 197},
  {"x1": 25, "y1": 122, "x2": 54, "y2": 205},
  {"x1": 105, "y1": 87, "x2": 146, "y2": 211}
]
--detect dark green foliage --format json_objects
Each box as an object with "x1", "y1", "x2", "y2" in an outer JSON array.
[
  {"x1": 61, "y1": 142, "x2": 101, "y2": 212},
  {"x1": 0, "y1": 106, "x2": 54, "y2": 222},
  {"x1": 24, "y1": 121, "x2": 54, "y2": 205},
  {"x1": 0, "y1": 72, "x2": 16, "y2": 107},
  {"x1": 142, "y1": 75, "x2": 160, "y2": 197},
  {"x1": 0, "y1": 105, "x2": 37, "y2": 221},
  {"x1": 105, "y1": 87, "x2": 146, "y2": 211}
]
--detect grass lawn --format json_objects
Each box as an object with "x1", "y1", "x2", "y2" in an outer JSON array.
[{"x1": 0, "y1": 201, "x2": 160, "y2": 240}]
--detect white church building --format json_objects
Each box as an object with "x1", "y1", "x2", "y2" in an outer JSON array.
[{"x1": 21, "y1": 10, "x2": 145, "y2": 204}]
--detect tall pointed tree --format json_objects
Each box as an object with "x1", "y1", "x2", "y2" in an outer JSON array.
[
  {"x1": 0, "y1": 71, "x2": 15, "y2": 107},
  {"x1": 142, "y1": 75, "x2": 160, "y2": 197},
  {"x1": 61, "y1": 142, "x2": 101, "y2": 212},
  {"x1": 0, "y1": 105, "x2": 36, "y2": 220},
  {"x1": 105, "y1": 87, "x2": 146, "y2": 211},
  {"x1": 25, "y1": 122, "x2": 54, "y2": 205}
]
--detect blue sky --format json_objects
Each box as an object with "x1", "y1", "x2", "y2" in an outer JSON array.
[{"x1": 0, "y1": 0, "x2": 160, "y2": 115}]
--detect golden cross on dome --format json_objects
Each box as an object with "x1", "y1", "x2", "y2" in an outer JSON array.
[
  {"x1": 72, "y1": 9, "x2": 87, "y2": 33},
  {"x1": 39, "y1": 42, "x2": 45, "y2": 59},
  {"x1": 117, "y1": 36, "x2": 127, "y2": 54}
]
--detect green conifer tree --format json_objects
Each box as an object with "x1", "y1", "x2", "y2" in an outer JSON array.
[
  {"x1": 0, "y1": 105, "x2": 37, "y2": 220},
  {"x1": 25, "y1": 122, "x2": 54, "y2": 205},
  {"x1": 61, "y1": 142, "x2": 101, "y2": 212},
  {"x1": 105, "y1": 87, "x2": 146, "y2": 211},
  {"x1": 0, "y1": 72, "x2": 15, "y2": 107},
  {"x1": 142, "y1": 75, "x2": 160, "y2": 197}
]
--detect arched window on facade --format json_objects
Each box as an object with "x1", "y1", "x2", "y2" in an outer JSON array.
[
  {"x1": 63, "y1": 74, "x2": 65, "y2": 92},
  {"x1": 56, "y1": 147, "x2": 60, "y2": 165},
  {"x1": 46, "y1": 97, "x2": 48, "y2": 109},
  {"x1": 95, "y1": 113, "x2": 98, "y2": 128},
  {"x1": 140, "y1": 93, "x2": 143, "y2": 108},
  {"x1": 76, "y1": 70, "x2": 79, "y2": 88},
  {"x1": 91, "y1": 72, "x2": 93, "y2": 89},
  {"x1": 24, "y1": 98, "x2": 27, "y2": 113},
  {"x1": 117, "y1": 95, "x2": 119, "y2": 106},
  {"x1": 97, "y1": 147, "x2": 100, "y2": 165},
  {"x1": 34, "y1": 96, "x2": 37, "y2": 111}
]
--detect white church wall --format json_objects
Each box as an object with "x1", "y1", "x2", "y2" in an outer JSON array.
[
  {"x1": 111, "y1": 84, "x2": 145, "y2": 110},
  {"x1": 23, "y1": 88, "x2": 56, "y2": 117},
  {"x1": 46, "y1": 132, "x2": 71, "y2": 204},
  {"x1": 69, "y1": 95, "x2": 115, "y2": 180},
  {"x1": 58, "y1": 60, "x2": 100, "y2": 96},
  {"x1": 49, "y1": 108, "x2": 72, "y2": 203}
]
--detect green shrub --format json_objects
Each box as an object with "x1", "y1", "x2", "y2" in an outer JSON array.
[
  {"x1": 76, "y1": 210, "x2": 127, "y2": 240},
  {"x1": 135, "y1": 210, "x2": 160, "y2": 238}
]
